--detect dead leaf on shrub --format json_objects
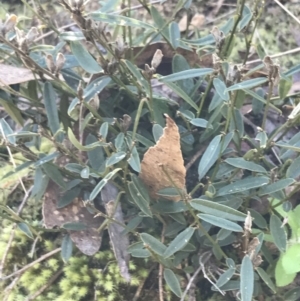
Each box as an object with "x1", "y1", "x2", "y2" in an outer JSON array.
[
  {"x1": 139, "y1": 115, "x2": 186, "y2": 201},
  {"x1": 127, "y1": 42, "x2": 213, "y2": 71},
  {"x1": 0, "y1": 64, "x2": 36, "y2": 86}
]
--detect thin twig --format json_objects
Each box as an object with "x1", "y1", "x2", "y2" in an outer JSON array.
[
  {"x1": 1, "y1": 248, "x2": 61, "y2": 280},
  {"x1": 185, "y1": 146, "x2": 206, "y2": 171},
  {"x1": 273, "y1": 0, "x2": 300, "y2": 26}
]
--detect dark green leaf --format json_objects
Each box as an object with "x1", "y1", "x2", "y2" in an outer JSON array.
[
  {"x1": 99, "y1": 122, "x2": 108, "y2": 139},
  {"x1": 106, "y1": 151, "x2": 126, "y2": 167},
  {"x1": 163, "y1": 227, "x2": 195, "y2": 258},
  {"x1": 198, "y1": 214, "x2": 243, "y2": 232},
  {"x1": 198, "y1": 135, "x2": 221, "y2": 180},
  {"x1": 152, "y1": 123, "x2": 164, "y2": 142},
  {"x1": 190, "y1": 118, "x2": 212, "y2": 128},
  {"x1": 127, "y1": 145, "x2": 140, "y2": 172},
  {"x1": 140, "y1": 233, "x2": 167, "y2": 256},
  {"x1": 259, "y1": 178, "x2": 295, "y2": 196},
  {"x1": 216, "y1": 268, "x2": 235, "y2": 287},
  {"x1": 42, "y1": 163, "x2": 66, "y2": 189},
  {"x1": 164, "y1": 269, "x2": 182, "y2": 298},
  {"x1": 213, "y1": 78, "x2": 229, "y2": 101},
  {"x1": 225, "y1": 157, "x2": 267, "y2": 173},
  {"x1": 227, "y1": 77, "x2": 268, "y2": 92},
  {"x1": 190, "y1": 199, "x2": 247, "y2": 221},
  {"x1": 43, "y1": 82, "x2": 61, "y2": 139},
  {"x1": 270, "y1": 214, "x2": 287, "y2": 252},
  {"x1": 217, "y1": 176, "x2": 269, "y2": 196},
  {"x1": 256, "y1": 267, "x2": 276, "y2": 293},
  {"x1": 57, "y1": 187, "x2": 81, "y2": 209},
  {"x1": 160, "y1": 68, "x2": 214, "y2": 82},
  {"x1": 240, "y1": 255, "x2": 254, "y2": 301},
  {"x1": 61, "y1": 222, "x2": 87, "y2": 231},
  {"x1": 61, "y1": 234, "x2": 73, "y2": 262},
  {"x1": 70, "y1": 41, "x2": 102, "y2": 74},
  {"x1": 286, "y1": 156, "x2": 300, "y2": 179},
  {"x1": 238, "y1": 5, "x2": 252, "y2": 30},
  {"x1": 90, "y1": 168, "x2": 121, "y2": 200},
  {"x1": 17, "y1": 223, "x2": 34, "y2": 239},
  {"x1": 169, "y1": 22, "x2": 180, "y2": 49}
]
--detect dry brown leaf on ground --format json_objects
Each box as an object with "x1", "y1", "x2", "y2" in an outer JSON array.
[{"x1": 139, "y1": 115, "x2": 186, "y2": 201}]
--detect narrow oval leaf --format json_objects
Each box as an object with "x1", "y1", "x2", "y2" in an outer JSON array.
[
  {"x1": 127, "y1": 146, "x2": 141, "y2": 172},
  {"x1": 163, "y1": 227, "x2": 195, "y2": 258},
  {"x1": 160, "y1": 68, "x2": 214, "y2": 82},
  {"x1": 90, "y1": 168, "x2": 121, "y2": 200},
  {"x1": 270, "y1": 214, "x2": 287, "y2": 252},
  {"x1": 42, "y1": 163, "x2": 66, "y2": 189},
  {"x1": 153, "y1": 123, "x2": 164, "y2": 142},
  {"x1": 259, "y1": 178, "x2": 295, "y2": 196},
  {"x1": 213, "y1": 78, "x2": 230, "y2": 101},
  {"x1": 61, "y1": 234, "x2": 73, "y2": 263},
  {"x1": 17, "y1": 223, "x2": 34, "y2": 239},
  {"x1": 169, "y1": 22, "x2": 180, "y2": 49},
  {"x1": 198, "y1": 214, "x2": 243, "y2": 232},
  {"x1": 106, "y1": 151, "x2": 126, "y2": 167},
  {"x1": 217, "y1": 176, "x2": 269, "y2": 196},
  {"x1": 190, "y1": 118, "x2": 212, "y2": 128},
  {"x1": 198, "y1": 135, "x2": 222, "y2": 180},
  {"x1": 128, "y1": 181, "x2": 152, "y2": 217},
  {"x1": 256, "y1": 267, "x2": 276, "y2": 293},
  {"x1": 100, "y1": 122, "x2": 109, "y2": 139},
  {"x1": 240, "y1": 255, "x2": 254, "y2": 301},
  {"x1": 0, "y1": 119, "x2": 16, "y2": 145},
  {"x1": 62, "y1": 222, "x2": 87, "y2": 231},
  {"x1": 57, "y1": 187, "x2": 81, "y2": 209},
  {"x1": 70, "y1": 41, "x2": 102, "y2": 74},
  {"x1": 286, "y1": 156, "x2": 300, "y2": 179},
  {"x1": 227, "y1": 77, "x2": 268, "y2": 92},
  {"x1": 164, "y1": 269, "x2": 182, "y2": 298},
  {"x1": 44, "y1": 82, "x2": 60, "y2": 138},
  {"x1": 225, "y1": 157, "x2": 267, "y2": 173},
  {"x1": 190, "y1": 199, "x2": 247, "y2": 221},
  {"x1": 216, "y1": 268, "x2": 235, "y2": 287},
  {"x1": 60, "y1": 31, "x2": 85, "y2": 41},
  {"x1": 140, "y1": 233, "x2": 167, "y2": 256}
]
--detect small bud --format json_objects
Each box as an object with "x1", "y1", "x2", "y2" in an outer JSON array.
[
  {"x1": 115, "y1": 37, "x2": 126, "y2": 58},
  {"x1": 2, "y1": 14, "x2": 17, "y2": 35},
  {"x1": 45, "y1": 54, "x2": 55, "y2": 73},
  {"x1": 120, "y1": 114, "x2": 132, "y2": 132},
  {"x1": 55, "y1": 52, "x2": 66, "y2": 74},
  {"x1": 151, "y1": 49, "x2": 163, "y2": 70}
]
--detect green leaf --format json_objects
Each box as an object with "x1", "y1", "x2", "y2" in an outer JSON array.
[
  {"x1": 238, "y1": 4, "x2": 252, "y2": 30},
  {"x1": 270, "y1": 214, "x2": 287, "y2": 253},
  {"x1": 160, "y1": 68, "x2": 214, "y2": 82},
  {"x1": 282, "y1": 244, "x2": 300, "y2": 274},
  {"x1": 42, "y1": 163, "x2": 66, "y2": 189},
  {"x1": 279, "y1": 78, "x2": 292, "y2": 100},
  {"x1": 99, "y1": 122, "x2": 109, "y2": 139},
  {"x1": 90, "y1": 168, "x2": 121, "y2": 200},
  {"x1": 169, "y1": 22, "x2": 180, "y2": 49},
  {"x1": 157, "y1": 79, "x2": 198, "y2": 110},
  {"x1": 68, "y1": 128, "x2": 107, "y2": 151},
  {"x1": 60, "y1": 31, "x2": 85, "y2": 41},
  {"x1": 275, "y1": 255, "x2": 296, "y2": 287},
  {"x1": 198, "y1": 134, "x2": 222, "y2": 180},
  {"x1": 86, "y1": 134, "x2": 106, "y2": 171},
  {"x1": 127, "y1": 145, "x2": 140, "y2": 172},
  {"x1": 152, "y1": 200, "x2": 187, "y2": 214},
  {"x1": 57, "y1": 187, "x2": 81, "y2": 209},
  {"x1": 256, "y1": 130, "x2": 268, "y2": 148},
  {"x1": 17, "y1": 223, "x2": 34, "y2": 239},
  {"x1": 225, "y1": 157, "x2": 267, "y2": 173},
  {"x1": 128, "y1": 181, "x2": 152, "y2": 217},
  {"x1": 248, "y1": 209, "x2": 267, "y2": 229},
  {"x1": 90, "y1": 12, "x2": 154, "y2": 29},
  {"x1": 216, "y1": 268, "x2": 235, "y2": 287},
  {"x1": 259, "y1": 178, "x2": 295, "y2": 196},
  {"x1": 163, "y1": 227, "x2": 195, "y2": 258},
  {"x1": 286, "y1": 157, "x2": 300, "y2": 179},
  {"x1": 284, "y1": 287, "x2": 300, "y2": 301},
  {"x1": 213, "y1": 78, "x2": 229, "y2": 101},
  {"x1": 151, "y1": 6, "x2": 170, "y2": 42},
  {"x1": 240, "y1": 255, "x2": 254, "y2": 301},
  {"x1": 190, "y1": 118, "x2": 212, "y2": 128},
  {"x1": 140, "y1": 233, "x2": 167, "y2": 256},
  {"x1": 61, "y1": 222, "x2": 87, "y2": 231},
  {"x1": 61, "y1": 234, "x2": 73, "y2": 263},
  {"x1": 153, "y1": 123, "x2": 164, "y2": 142},
  {"x1": 0, "y1": 98, "x2": 23, "y2": 126},
  {"x1": 227, "y1": 77, "x2": 268, "y2": 92},
  {"x1": 256, "y1": 267, "x2": 276, "y2": 293},
  {"x1": 106, "y1": 151, "x2": 126, "y2": 167},
  {"x1": 0, "y1": 119, "x2": 15, "y2": 145},
  {"x1": 164, "y1": 269, "x2": 182, "y2": 298},
  {"x1": 217, "y1": 176, "x2": 269, "y2": 196},
  {"x1": 190, "y1": 199, "x2": 247, "y2": 221},
  {"x1": 198, "y1": 214, "x2": 243, "y2": 232},
  {"x1": 43, "y1": 82, "x2": 61, "y2": 139},
  {"x1": 70, "y1": 41, "x2": 102, "y2": 74}
]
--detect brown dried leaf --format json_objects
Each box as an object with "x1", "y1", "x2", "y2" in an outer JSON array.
[
  {"x1": 189, "y1": 14, "x2": 206, "y2": 30},
  {"x1": 178, "y1": 14, "x2": 188, "y2": 32},
  {"x1": 43, "y1": 180, "x2": 104, "y2": 256},
  {"x1": 139, "y1": 115, "x2": 186, "y2": 201}
]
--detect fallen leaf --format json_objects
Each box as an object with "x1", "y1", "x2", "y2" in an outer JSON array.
[
  {"x1": 139, "y1": 115, "x2": 186, "y2": 201},
  {"x1": 189, "y1": 14, "x2": 206, "y2": 30},
  {"x1": 178, "y1": 14, "x2": 188, "y2": 32},
  {"x1": 43, "y1": 179, "x2": 104, "y2": 256},
  {"x1": 0, "y1": 64, "x2": 36, "y2": 86}
]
